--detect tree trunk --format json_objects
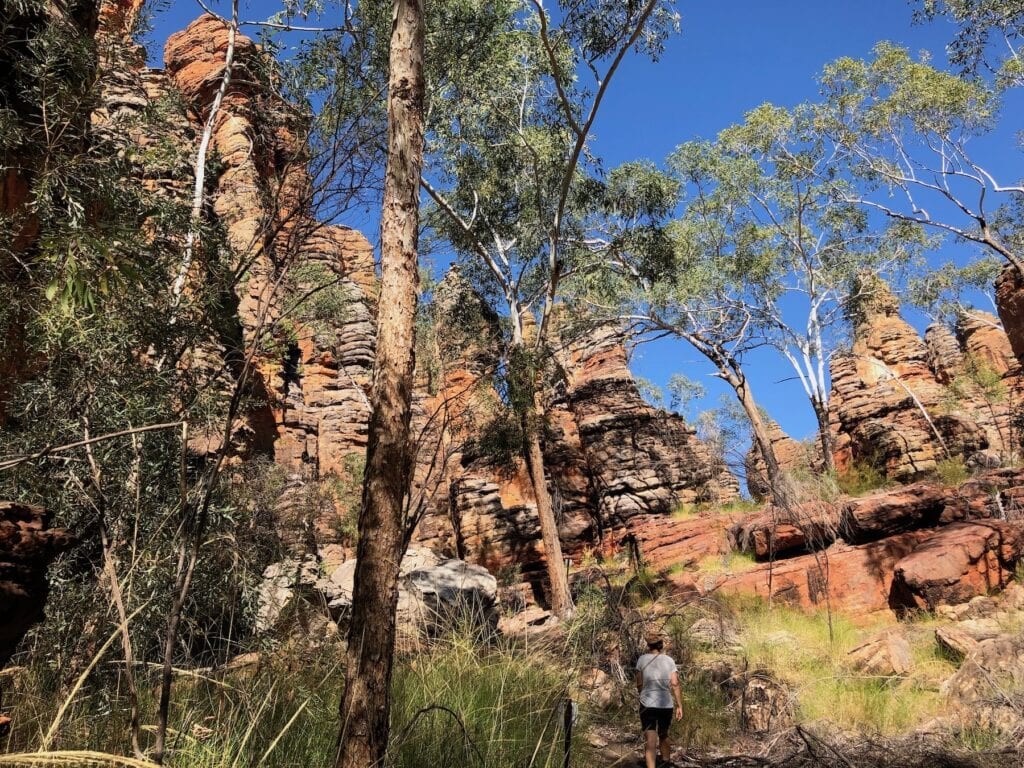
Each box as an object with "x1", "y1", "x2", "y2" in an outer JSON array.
[
  {"x1": 724, "y1": 366, "x2": 790, "y2": 509},
  {"x1": 521, "y1": 391, "x2": 574, "y2": 620},
  {"x1": 334, "y1": 1, "x2": 424, "y2": 767},
  {"x1": 812, "y1": 398, "x2": 836, "y2": 474}
]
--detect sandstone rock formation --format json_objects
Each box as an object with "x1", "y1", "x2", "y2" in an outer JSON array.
[
  {"x1": 652, "y1": 469, "x2": 1024, "y2": 617},
  {"x1": 830, "y1": 278, "x2": 1022, "y2": 481},
  {"x1": 158, "y1": 15, "x2": 380, "y2": 559},
  {"x1": 409, "y1": 302, "x2": 740, "y2": 589},
  {"x1": 890, "y1": 520, "x2": 1024, "y2": 612},
  {"x1": 555, "y1": 322, "x2": 740, "y2": 524},
  {"x1": 0, "y1": 502, "x2": 75, "y2": 667},
  {"x1": 996, "y1": 263, "x2": 1024, "y2": 366},
  {"x1": 744, "y1": 422, "x2": 814, "y2": 501}
]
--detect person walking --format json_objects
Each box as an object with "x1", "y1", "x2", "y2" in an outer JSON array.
[{"x1": 635, "y1": 633, "x2": 683, "y2": 768}]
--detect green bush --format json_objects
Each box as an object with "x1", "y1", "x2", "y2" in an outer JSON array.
[{"x1": 935, "y1": 457, "x2": 970, "y2": 487}]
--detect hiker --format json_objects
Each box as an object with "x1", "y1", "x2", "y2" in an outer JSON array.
[{"x1": 635, "y1": 633, "x2": 683, "y2": 768}]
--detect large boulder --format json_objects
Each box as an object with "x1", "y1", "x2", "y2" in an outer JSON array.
[
  {"x1": 935, "y1": 619, "x2": 1002, "y2": 659},
  {"x1": 405, "y1": 558, "x2": 499, "y2": 637},
  {"x1": 848, "y1": 629, "x2": 913, "y2": 676},
  {"x1": 692, "y1": 531, "x2": 931, "y2": 617},
  {"x1": 839, "y1": 483, "x2": 948, "y2": 542},
  {"x1": 890, "y1": 521, "x2": 1024, "y2": 612},
  {"x1": 256, "y1": 548, "x2": 498, "y2": 641}
]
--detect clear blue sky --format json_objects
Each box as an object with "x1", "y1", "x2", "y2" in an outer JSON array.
[{"x1": 146, "y1": 1, "x2": 1023, "y2": 448}]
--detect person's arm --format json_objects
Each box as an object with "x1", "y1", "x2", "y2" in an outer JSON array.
[
  {"x1": 670, "y1": 671, "x2": 683, "y2": 720},
  {"x1": 635, "y1": 669, "x2": 644, "y2": 694}
]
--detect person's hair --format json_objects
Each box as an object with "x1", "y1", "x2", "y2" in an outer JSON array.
[{"x1": 646, "y1": 638, "x2": 664, "y2": 651}]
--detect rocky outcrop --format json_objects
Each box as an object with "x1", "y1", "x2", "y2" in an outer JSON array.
[
  {"x1": 557, "y1": 322, "x2": 740, "y2": 524},
  {"x1": 655, "y1": 469, "x2": 1024, "y2": 617},
  {"x1": 0, "y1": 502, "x2": 76, "y2": 667},
  {"x1": 848, "y1": 629, "x2": 913, "y2": 676},
  {"x1": 942, "y1": 633, "x2": 1024, "y2": 733},
  {"x1": 995, "y1": 263, "x2": 1024, "y2": 366},
  {"x1": 255, "y1": 548, "x2": 497, "y2": 643},
  {"x1": 687, "y1": 531, "x2": 932, "y2": 616},
  {"x1": 158, "y1": 16, "x2": 380, "y2": 558},
  {"x1": 890, "y1": 521, "x2": 1024, "y2": 612},
  {"x1": 410, "y1": 305, "x2": 740, "y2": 587},
  {"x1": 744, "y1": 422, "x2": 814, "y2": 501},
  {"x1": 830, "y1": 278, "x2": 1022, "y2": 481}
]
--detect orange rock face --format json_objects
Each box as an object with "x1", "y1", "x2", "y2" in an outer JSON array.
[
  {"x1": 699, "y1": 532, "x2": 931, "y2": 617},
  {"x1": 654, "y1": 470, "x2": 1024, "y2": 617},
  {"x1": 829, "y1": 279, "x2": 1022, "y2": 481},
  {"x1": 891, "y1": 521, "x2": 1024, "y2": 612}
]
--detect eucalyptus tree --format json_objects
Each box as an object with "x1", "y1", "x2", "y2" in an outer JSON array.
[
  {"x1": 422, "y1": 0, "x2": 679, "y2": 619},
  {"x1": 817, "y1": 44, "x2": 1024, "y2": 279},
  {"x1": 670, "y1": 105, "x2": 924, "y2": 472},
  {"x1": 333, "y1": 1, "x2": 425, "y2": 766},
  {"x1": 914, "y1": 0, "x2": 1024, "y2": 88},
  {"x1": 584, "y1": 159, "x2": 793, "y2": 503}
]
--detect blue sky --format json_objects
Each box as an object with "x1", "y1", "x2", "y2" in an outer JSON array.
[{"x1": 145, "y1": 1, "x2": 1024, "y2": 448}]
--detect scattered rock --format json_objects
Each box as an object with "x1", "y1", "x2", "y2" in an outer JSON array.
[
  {"x1": 688, "y1": 616, "x2": 740, "y2": 648},
  {"x1": 498, "y1": 605, "x2": 556, "y2": 637},
  {"x1": 848, "y1": 630, "x2": 913, "y2": 676},
  {"x1": 934, "y1": 619, "x2": 1002, "y2": 659},
  {"x1": 942, "y1": 634, "x2": 1024, "y2": 733},
  {"x1": 578, "y1": 667, "x2": 621, "y2": 710}
]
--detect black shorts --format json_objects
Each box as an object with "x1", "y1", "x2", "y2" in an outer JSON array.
[{"x1": 639, "y1": 706, "x2": 672, "y2": 737}]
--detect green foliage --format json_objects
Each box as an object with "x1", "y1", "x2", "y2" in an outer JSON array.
[
  {"x1": 836, "y1": 459, "x2": 892, "y2": 496},
  {"x1": 914, "y1": 0, "x2": 1024, "y2": 88},
  {"x1": 906, "y1": 259, "x2": 1002, "y2": 322},
  {"x1": 667, "y1": 373, "x2": 706, "y2": 416},
  {"x1": 288, "y1": 262, "x2": 353, "y2": 351},
  {"x1": 692, "y1": 551, "x2": 758, "y2": 578},
  {"x1": 321, "y1": 454, "x2": 365, "y2": 546},
  {"x1": 469, "y1": 407, "x2": 525, "y2": 473},
  {"x1": 634, "y1": 376, "x2": 664, "y2": 408},
  {"x1": 391, "y1": 632, "x2": 588, "y2": 768}
]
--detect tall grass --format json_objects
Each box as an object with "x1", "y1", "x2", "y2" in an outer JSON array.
[
  {"x1": 730, "y1": 598, "x2": 956, "y2": 735},
  {"x1": 390, "y1": 630, "x2": 587, "y2": 767},
  {"x1": 3, "y1": 628, "x2": 591, "y2": 768}
]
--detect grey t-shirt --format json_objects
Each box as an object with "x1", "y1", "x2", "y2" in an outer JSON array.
[{"x1": 636, "y1": 653, "x2": 676, "y2": 708}]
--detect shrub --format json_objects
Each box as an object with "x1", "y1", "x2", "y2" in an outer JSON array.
[
  {"x1": 836, "y1": 459, "x2": 891, "y2": 496},
  {"x1": 935, "y1": 457, "x2": 970, "y2": 487}
]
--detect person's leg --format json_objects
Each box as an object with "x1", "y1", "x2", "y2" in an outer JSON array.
[
  {"x1": 659, "y1": 734, "x2": 671, "y2": 763},
  {"x1": 657, "y1": 710, "x2": 672, "y2": 766},
  {"x1": 644, "y1": 728, "x2": 659, "y2": 768}
]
